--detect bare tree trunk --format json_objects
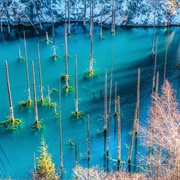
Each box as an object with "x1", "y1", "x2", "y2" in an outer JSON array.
[
  {"x1": 5, "y1": 61, "x2": 14, "y2": 122},
  {"x1": 128, "y1": 104, "x2": 137, "y2": 172},
  {"x1": 6, "y1": 2, "x2": 11, "y2": 33},
  {"x1": 68, "y1": 0, "x2": 71, "y2": 35},
  {"x1": 100, "y1": 2, "x2": 103, "y2": 38},
  {"x1": 87, "y1": 114, "x2": 90, "y2": 161},
  {"x1": 106, "y1": 58, "x2": 114, "y2": 157},
  {"x1": 75, "y1": 144, "x2": 78, "y2": 166},
  {"x1": 114, "y1": 82, "x2": 117, "y2": 115},
  {"x1": 64, "y1": 1, "x2": 69, "y2": 88},
  {"x1": 111, "y1": 0, "x2": 115, "y2": 35},
  {"x1": 51, "y1": 12, "x2": 55, "y2": 45},
  {"x1": 163, "y1": 36, "x2": 168, "y2": 82},
  {"x1": 104, "y1": 69, "x2": 107, "y2": 132},
  {"x1": 151, "y1": 9, "x2": 156, "y2": 55},
  {"x1": 89, "y1": 32, "x2": 93, "y2": 74},
  {"x1": 75, "y1": 55, "x2": 78, "y2": 114},
  {"x1": 34, "y1": 0, "x2": 42, "y2": 29},
  {"x1": 45, "y1": 31, "x2": 49, "y2": 42},
  {"x1": 59, "y1": 80, "x2": 63, "y2": 175},
  {"x1": 155, "y1": 71, "x2": 159, "y2": 97},
  {"x1": 117, "y1": 96, "x2": 121, "y2": 170},
  {"x1": 23, "y1": 31, "x2": 31, "y2": 103},
  {"x1": 48, "y1": 85, "x2": 51, "y2": 104},
  {"x1": 135, "y1": 68, "x2": 141, "y2": 138},
  {"x1": 83, "y1": 0, "x2": 86, "y2": 26},
  {"x1": 32, "y1": 61, "x2": 39, "y2": 124},
  {"x1": 23, "y1": 13, "x2": 39, "y2": 35},
  {"x1": 0, "y1": 11, "x2": 3, "y2": 32},
  {"x1": 18, "y1": 45, "x2": 22, "y2": 58},
  {"x1": 152, "y1": 36, "x2": 158, "y2": 95},
  {"x1": 53, "y1": 44, "x2": 57, "y2": 58},
  {"x1": 33, "y1": 152, "x2": 36, "y2": 173},
  {"x1": 89, "y1": 0, "x2": 94, "y2": 37},
  {"x1": 37, "y1": 44, "x2": 43, "y2": 103}
]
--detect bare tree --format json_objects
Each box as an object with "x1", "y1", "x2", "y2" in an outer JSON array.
[
  {"x1": 141, "y1": 80, "x2": 180, "y2": 179},
  {"x1": 74, "y1": 165, "x2": 146, "y2": 180}
]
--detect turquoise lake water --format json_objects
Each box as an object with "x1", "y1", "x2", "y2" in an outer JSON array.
[{"x1": 0, "y1": 25, "x2": 179, "y2": 179}]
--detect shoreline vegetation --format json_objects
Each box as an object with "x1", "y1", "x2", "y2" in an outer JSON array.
[{"x1": 0, "y1": 0, "x2": 179, "y2": 35}]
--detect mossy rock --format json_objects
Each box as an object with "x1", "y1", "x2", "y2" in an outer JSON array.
[
  {"x1": 85, "y1": 70, "x2": 98, "y2": 79},
  {"x1": 61, "y1": 75, "x2": 70, "y2": 81},
  {"x1": 19, "y1": 100, "x2": 33, "y2": 108},
  {"x1": 71, "y1": 111, "x2": 83, "y2": 119},
  {"x1": 31, "y1": 120, "x2": 44, "y2": 130},
  {"x1": 0, "y1": 116, "x2": 22, "y2": 131}
]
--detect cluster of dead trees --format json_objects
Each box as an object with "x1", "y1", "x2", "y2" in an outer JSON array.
[{"x1": 74, "y1": 80, "x2": 180, "y2": 179}]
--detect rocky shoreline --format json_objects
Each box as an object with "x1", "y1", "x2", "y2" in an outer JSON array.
[{"x1": 0, "y1": 0, "x2": 179, "y2": 31}]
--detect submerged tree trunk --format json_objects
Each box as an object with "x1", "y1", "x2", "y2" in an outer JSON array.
[
  {"x1": 37, "y1": 44, "x2": 43, "y2": 102},
  {"x1": 32, "y1": 61, "x2": 39, "y2": 124},
  {"x1": 89, "y1": 0, "x2": 94, "y2": 37},
  {"x1": 48, "y1": 85, "x2": 51, "y2": 104},
  {"x1": 64, "y1": 0, "x2": 69, "y2": 88},
  {"x1": 5, "y1": 61, "x2": 14, "y2": 121},
  {"x1": 87, "y1": 114, "x2": 90, "y2": 161},
  {"x1": 104, "y1": 69, "x2": 107, "y2": 132},
  {"x1": 128, "y1": 68, "x2": 140, "y2": 171},
  {"x1": 151, "y1": 9, "x2": 156, "y2": 55},
  {"x1": 89, "y1": 32, "x2": 94, "y2": 75},
  {"x1": 83, "y1": 0, "x2": 86, "y2": 26},
  {"x1": 6, "y1": 2, "x2": 11, "y2": 34},
  {"x1": 114, "y1": 82, "x2": 117, "y2": 115},
  {"x1": 59, "y1": 80, "x2": 63, "y2": 175},
  {"x1": 75, "y1": 55, "x2": 78, "y2": 113},
  {"x1": 111, "y1": 0, "x2": 115, "y2": 35},
  {"x1": 152, "y1": 36, "x2": 158, "y2": 95},
  {"x1": 163, "y1": 35, "x2": 168, "y2": 82},
  {"x1": 117, "y1": 96, "x2": 121, "y2": 170},
  {"x1": 52, "y1": 12, "x2": 55, "y2": 45},
  {"x1": 100, "y1": 2, "x2": 103, "y2": 38},
  {"x1": 23, "y1": 31, "x2": 31, "y2": 103},
  {"x1": 106, "y1": 51, "x2": 114, "y2": 156},
  {"x1": 68, "y1": 0, "x2": 71, "y2": 35},
  {"x1": 135, "y1": 68, "x2": 141, "y2": 137}
]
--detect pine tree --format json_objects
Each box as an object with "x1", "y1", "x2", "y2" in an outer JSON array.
[{"x1": 34, "y1": 137, "x2": 58, "y2": 180}]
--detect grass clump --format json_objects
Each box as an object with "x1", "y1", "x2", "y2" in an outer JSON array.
[
  {"x1": 52, "y1": 55, "x2": 59, "y2": 61},
  {"x1": 61, "y1": 75, "x2": 70, "y2": 81},
  {"x1": 71, "y1": 111, "x2": 83, "y2": 119},
  {"x1": 85, "y1": 70, "x2": 98, "y2": 79},
  {"x1": 54, "y1": 113, "x2": 60, "y2": 119},
  {"x1": 0, "y1": 116, "x2": 22, "y2": 131},
  {"x1": 18, "y1": 56, "x2": 24, "y2": 61},
  {"x1": 52, "y1": 88, "x2": 59, "y2": 93},
  {"x1": 31, "y1": 120, "x2": 44, "y2": 130},
  {"x1": 19, "y1": 100, "x2": 33, "y2": 108},
  {"x1": 37, "y1": 98, "x2": 55, "y2": 108},
  {"x1": 64, "y1": 85, "x2": 74, "y2": 93}
]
